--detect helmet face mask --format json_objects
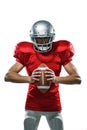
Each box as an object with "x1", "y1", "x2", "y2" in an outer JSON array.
[
  {"x1": 33, "y1": 37, "x2": 53, "y2": 53},
  {"x1": 30, "y1": 20, "x2": 55, "y2": 53}
]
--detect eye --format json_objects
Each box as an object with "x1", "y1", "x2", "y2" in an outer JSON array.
[
  {"x1": 35, "y1": 38, "x2": 42, "y2": 43},
  {"x1": 35, "y1": 37, "x2": 50, "y2": 44}
]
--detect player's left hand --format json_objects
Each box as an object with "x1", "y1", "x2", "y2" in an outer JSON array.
[{"x1": 45, "y1": 69, "x2": 56, "y2": 83}]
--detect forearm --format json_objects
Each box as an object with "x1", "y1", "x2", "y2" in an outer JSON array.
[
  {"x1": 4, "y1": 71, "x2": 31, "y2": 83},
  {"x1": 55, "y1": 75, "x2": 81, "y2": 84}
]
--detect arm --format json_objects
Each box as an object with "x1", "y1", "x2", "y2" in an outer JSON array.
[
  {"x1": 4, "y1": 62, "x2": 31, "y2": 83},
  {"x1": 55, "y1": 62, "x2": 81, "y2": 84},
  {"x1": 46, "y1": 62, "x2": 81, "y2": 85}
]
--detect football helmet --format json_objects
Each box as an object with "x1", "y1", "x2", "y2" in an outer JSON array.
[{"x1": 30, "y1": 20, "x2": 55, "y2": 53}]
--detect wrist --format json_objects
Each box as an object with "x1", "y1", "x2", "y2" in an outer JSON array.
[
  {"x1": 55, "y1": 76, "x2": 59, "y2": 83},
  {"x1": 28, "y1": 76, "x2": 32, "y2": 83},
  {"x1": 28, "y1": 76, "x2": 35, "y2": 83}
]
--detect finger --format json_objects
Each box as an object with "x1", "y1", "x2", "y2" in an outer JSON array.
[
  {"x1": 46, "y1": 77, "x2": 53, "y2": 81},
  {"x1": 45, "y1": 75, "x2": 53, "y2": 78},
  {"x1": 32, "y1": 74, "x2": 41, "y2": 78},
  {"x1": 45, "y1": 71, "x2": 54, "y2": 74},
  {"x1": 32, "y1": 77, "x2": 40, "y2": 81},
  {"x1": 45, "y1": 73, "x2": 54, "y2": 77}
]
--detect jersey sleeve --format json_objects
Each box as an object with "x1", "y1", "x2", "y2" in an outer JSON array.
[
  {"x1": 13, "y1": 42, "x2": 30, "y2": 66},
  {"x1": 60, "y1": 41, "x2": 74, "y2": 65}
]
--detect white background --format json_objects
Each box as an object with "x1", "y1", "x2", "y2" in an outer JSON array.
[{"x1": 0, "y1": 0, "x2": 87, "y2": 130}]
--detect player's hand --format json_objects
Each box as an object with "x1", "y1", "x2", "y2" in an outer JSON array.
[
  {"x1": 45, "y1": 69, "x2": 57, "y2": 83},
  {"x1": 30, "y1": 69, "x2": 41, "y2": 83}
]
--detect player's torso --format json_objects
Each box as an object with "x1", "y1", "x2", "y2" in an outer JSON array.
[
  {"x1": 14, "y1": 40, "x2": 74, "y2": 111},
  {"x1": 25, "y1": 43, "x2": 62, "y2": 76}
]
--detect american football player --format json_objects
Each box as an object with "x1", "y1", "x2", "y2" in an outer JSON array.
[{"x1": 4, "y1": 20, "x2": 81, "y2": 130}]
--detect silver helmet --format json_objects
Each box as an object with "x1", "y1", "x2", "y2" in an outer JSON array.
[{"x1": 30, "y1": 20, "x2": 55, "y2": 53}]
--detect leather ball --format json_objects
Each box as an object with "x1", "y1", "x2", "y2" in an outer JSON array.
[{"x1": 35, "y1": 63, "x2": 51, "y2": 93}]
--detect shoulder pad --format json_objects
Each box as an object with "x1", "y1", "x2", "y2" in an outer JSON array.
[
  {"x1": 15, "y1": 41, "x2": 34, "y2": 53},
  {"x1": 55, "y1": 40, "x2": 74, "y2": 53}
]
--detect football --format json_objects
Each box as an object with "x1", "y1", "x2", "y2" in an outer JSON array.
[{"x1": 35, "y1": 63, "x2": 51, "y2": 93}]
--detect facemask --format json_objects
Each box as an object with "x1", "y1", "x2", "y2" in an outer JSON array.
[
  {"x1": 34, "y1": 42, "x2": 52, "y2": 53},
  {"x1": 38, "y1": 46, "x2": 50, "y2": 51}
]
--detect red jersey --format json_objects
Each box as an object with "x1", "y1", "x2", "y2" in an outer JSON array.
[{"x1": 14, "y1": 40, "x2": 74, "y2": 111}]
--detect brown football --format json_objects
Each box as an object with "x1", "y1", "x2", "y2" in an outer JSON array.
[{"x1": 35, "y1": 63, "x2": 51, "y2": 93}]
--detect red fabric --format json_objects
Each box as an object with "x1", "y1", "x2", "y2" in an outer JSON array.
[{"x1": 14, "y1": 40, "x2": 74, "y2": 111}]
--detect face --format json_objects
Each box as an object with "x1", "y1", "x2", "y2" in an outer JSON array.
[
  {"x1": 34, "y1": 37, "x2": 52, "y2": 53},
  {"x1": 35, "y1": 37, "x2": 50, "y2": 44}
]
